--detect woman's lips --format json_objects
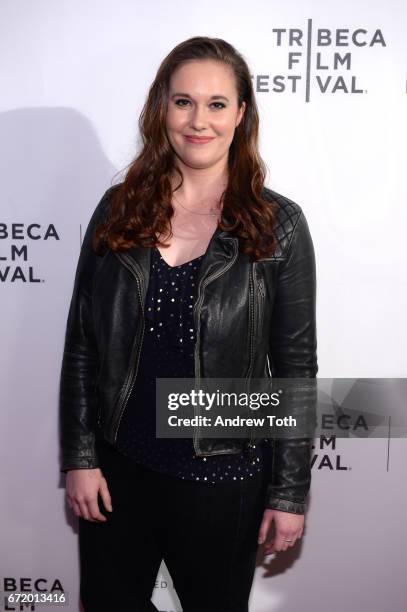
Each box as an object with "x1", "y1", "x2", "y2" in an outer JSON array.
[{"x1": 184, "y1": 136, "x2": 215, "y2": 144}]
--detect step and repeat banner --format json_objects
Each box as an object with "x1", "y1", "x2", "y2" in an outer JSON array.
[{"x1": 1, "y1": 1, "x2": 406, "y2": 611}]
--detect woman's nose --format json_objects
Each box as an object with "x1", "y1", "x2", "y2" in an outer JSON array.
[{"x1": 189, "y1": 105, "x2": 209, "y2": 130}]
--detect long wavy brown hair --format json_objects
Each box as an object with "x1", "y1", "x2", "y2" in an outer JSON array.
[{"x1": 93, "y1": 36, "x2": 279, "y2": 261}]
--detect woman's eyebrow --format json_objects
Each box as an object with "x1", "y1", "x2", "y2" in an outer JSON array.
[{"x1": 170, "y1": 92, "x2": 229, "y2": 102}]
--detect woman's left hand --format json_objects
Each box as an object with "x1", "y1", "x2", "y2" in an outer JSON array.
[{"x1": 257, "y1": 508, "x2": 304, "y2": 555}]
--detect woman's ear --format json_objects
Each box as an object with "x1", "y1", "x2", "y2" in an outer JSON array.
[{"x1": 236, "y1": 101, "x2": 246, "y2": 128}]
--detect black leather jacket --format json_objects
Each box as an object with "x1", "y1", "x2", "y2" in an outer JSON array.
[{"x1": 59, "y1": 184, "x2": 318, "y2": 514}]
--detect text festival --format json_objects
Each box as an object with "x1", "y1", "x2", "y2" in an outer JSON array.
[
  {"x1": 0, "y1": 223, "x2": 59, "y2": 283},
  {"x1": 255, "y1": 27, "x2": 386, "y2": 95}
]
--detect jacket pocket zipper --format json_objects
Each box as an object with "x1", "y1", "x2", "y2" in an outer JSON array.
[
  {"x1": 192, "y1": 242, "x2": 239, "y2": 456},
  {"x1": 246, "y1": 264, "x2": 257, "y2": 457},
  {"x1": 257, "y1": 274, "x2": 265, "y2": 334},
  {"x1": 247, "y1": 265, "x2": 267, "y2": 457}
]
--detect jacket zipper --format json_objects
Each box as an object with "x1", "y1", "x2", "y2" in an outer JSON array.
[
  {"x1": 112, "y1": 252, "x2": 145, "y2": 443},
  {"x1": 255, "y1": 269, "x2": 272, "y2": 448},
  {"x1": 192, "y1": 242, "x2": 239, "y2": 456},
  {"x1": 246, "y1": 263, "x2": 257, "y2": 457},
  {"x1": 257, "y1": 273, "x2": 265, "y2": 332}
]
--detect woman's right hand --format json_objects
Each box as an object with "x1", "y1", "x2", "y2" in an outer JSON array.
[{"x1": 66, "y1": 468, "x2": 113, "y2": 522}]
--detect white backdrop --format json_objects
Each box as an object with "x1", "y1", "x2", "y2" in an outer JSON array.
[{"x1": 1, "y1": 1, "x2": 406, "y2": 611}]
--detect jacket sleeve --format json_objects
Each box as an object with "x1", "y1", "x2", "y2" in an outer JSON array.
[
  {"x1": 265, "y1": 209, "x2": 318, "y2": 514},
  {"x1": 59, "y1": 187, "x2": 114, "y2": 473}
]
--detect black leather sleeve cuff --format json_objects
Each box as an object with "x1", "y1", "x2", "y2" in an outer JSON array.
[
  {"x1": 265, "y1": 493, "x2": 307, "y2": 515},
  {"x1": 60, "y1": 451, "x2": 100, "y2": 473}
]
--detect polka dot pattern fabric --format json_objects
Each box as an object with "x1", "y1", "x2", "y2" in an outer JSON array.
[{"x1": 116, "y1": 246, "x2": 272, "y2": 484}]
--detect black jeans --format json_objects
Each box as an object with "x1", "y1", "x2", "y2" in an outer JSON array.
[{"x1": 79, "y1": 437, "x2": 268, "y2": 612}]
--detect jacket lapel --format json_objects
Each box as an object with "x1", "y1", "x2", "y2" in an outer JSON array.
[{"x1": 121, "y1": 228, "x2": 238, "y2": 305}]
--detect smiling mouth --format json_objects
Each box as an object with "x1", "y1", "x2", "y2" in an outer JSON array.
[{"x1": 184, "y1": 136, "x2": 215, "y2": 144}]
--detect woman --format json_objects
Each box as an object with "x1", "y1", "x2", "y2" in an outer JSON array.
[{"x1": 59, "y1": 36, "x2": 318, "y2": 612}]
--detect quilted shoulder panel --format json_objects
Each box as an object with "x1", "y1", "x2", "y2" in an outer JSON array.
[{"x1": 262, "y1": 187, "x2": 303, "y2": 260}]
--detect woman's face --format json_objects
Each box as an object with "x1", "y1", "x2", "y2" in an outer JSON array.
[{"x1": 165, "y1": 59, "x2": 246, "y2": 172}]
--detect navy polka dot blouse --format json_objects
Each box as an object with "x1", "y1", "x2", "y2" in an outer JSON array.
[{"x1": 116, "y1": 246, "x2": 272, "y2": 484}]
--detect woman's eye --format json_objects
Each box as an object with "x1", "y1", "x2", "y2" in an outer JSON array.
[
  {"x1": 175, "y1": 99, "x2": 190, "y2": 107},
  {"x1": 174, "y1": 99, "x2": 225, "y2": 109}
]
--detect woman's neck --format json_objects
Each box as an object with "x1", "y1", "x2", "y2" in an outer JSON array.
[{"x1": 169, "y1": 166, "x2": 228, "y2": 213}]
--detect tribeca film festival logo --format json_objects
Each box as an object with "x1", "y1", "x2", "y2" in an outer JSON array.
[
  {"x1": 312, "y1": 435, "x2": 349, "y2": 471},
  {"x1": 0, "y1": 223, "x2": 59, "y2": 283},
  {"x1": 255, "y1": 19, "x2": 386, "y2": 101}
]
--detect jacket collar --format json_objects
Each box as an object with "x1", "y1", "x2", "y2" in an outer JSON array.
[{"x1": 123, "y1": 227, "x2": 239, "y2": 297}]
